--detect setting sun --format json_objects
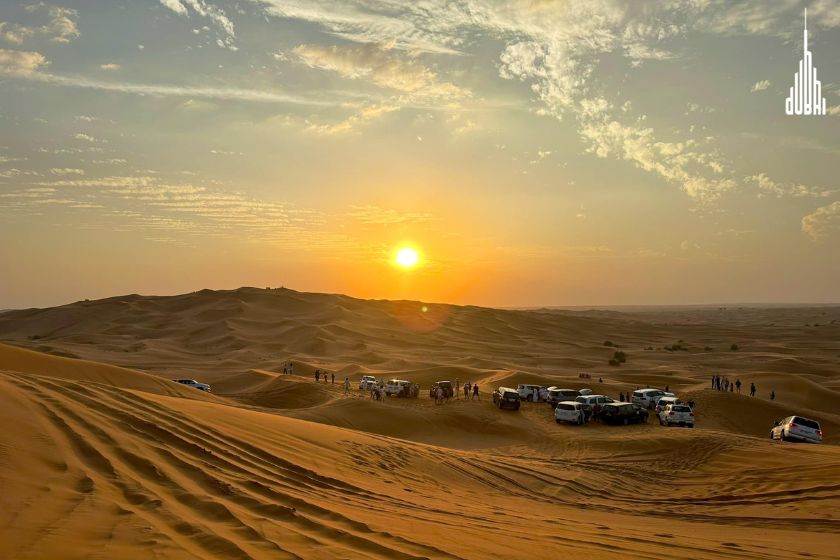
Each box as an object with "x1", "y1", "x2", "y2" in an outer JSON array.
[{"x1": 395, "y1": 247, "x2": 420, "y2": 268}]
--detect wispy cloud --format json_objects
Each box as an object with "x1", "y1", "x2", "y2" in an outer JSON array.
[
  {"x1": 802, "y1": 201, "x2": 840, "y2": 240},
  {"x1": 25, "y1": 3, "x2": 79, "y2": 44},
  {"x1": 0, "y1": 22, "x2": 34, "y2": 45},
  {"x1": 158, "y1": 0, "x2": 236, "y2": 48},
  {"x1": 751, "y1": 80, "x2": 771, "y2": 92},
  {"x1": 0, "y1": 48, "x2": 47, "y2": 74},
  {"x1": 746, "y1": 173, "x2": 834, "y2": 198},
  {"x1": 294, "y1": 42, "x2": 469, "y2": 133},
  {"x1": 0, "y1": 54, "x2": 357, "y2": 106},
  {"x1": 347, "y1": 205, "x2": 433, "y2": 226}
]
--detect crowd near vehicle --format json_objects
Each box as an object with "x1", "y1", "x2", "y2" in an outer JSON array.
[
  {"x1": 654, "y1": 396, "x2": 682, "y2": 413},
  {"x1": 546, "y1": 387, "x2": 581, "y2": 407},
  {"x1": 384, "y1": 379, "x2": 419, "y2": 398},
  {"x1": 172, "y1": 379, "x2": 211, "y2": 392},
  {"x1": 359, "y1": 375, "x2": 378, "y2": 391},
  {"x1": 517, "y1": 384, "x2": 548, "y2": 402},
  {"x1": 601, "y1": 403, "x2": 649, "y2": 425},
  {"x1": 554, "y1": 401, "x2": 585, "y2": 425},
  {"x1": 658, "y1": 404, "x2": 694, "y2": 427},
  {"x1": 430, "y1": 381, "x2": 454, "y2": 399},
  {"x1": 493, "y1": 387, "x2": 521, "y2": 410},
  {"x1": 770, "y1": 416, "x2": 823, "y2": 443},
  {"x1": 632, "y1": 389, "x2": 675, "y2": 408}
]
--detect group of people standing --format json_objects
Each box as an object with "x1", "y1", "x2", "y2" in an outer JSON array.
[
  {"x1": 455, "y1": 379, "x2": 480, "y2": 401},
  {"x1": 712, "y1": 375, "x2": 765, "y2": 399},
  {"x1": 314, "y1": 369, "x2": 334, "y2": 384},
  {"x1": 712, "y1": 374, "x2": 741, "y2": 393}
]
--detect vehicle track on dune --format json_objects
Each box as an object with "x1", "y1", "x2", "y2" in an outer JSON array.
[{"x1": 1, "y1": 371, "x2": 468, "y2": 560}]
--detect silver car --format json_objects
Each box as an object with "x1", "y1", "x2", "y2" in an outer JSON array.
[{"x1": 770, "y1": 416, "x2": 823, "y2": 443}]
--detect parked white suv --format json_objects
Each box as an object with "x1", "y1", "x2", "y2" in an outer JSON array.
[
  {"x1": 554, "y1": 401, "x2": 585, "y2": 425},
  {"x1": 575, "y1": 394, "x2": 614, "y2": 419},
  {"x1": 517, "y1": 384, "x2": 548, "y2": 402},
  {"x1": 359, "y1": 375, "x2": 378, "y2": 391},
  {"x1": 173, "y1": 378, "x2": 211, "y2": 392},
  {"x1": 633, "y1": 389, "x2": 674, "y2": 408},
  {"x1": 383, "y1": 379, "x2": 419, "y2": 398},
  {"x1": 654, "y1": 396, "x2": 682, "y2": 414},
  {"x1": 658, "y1": 404, "x2": 694, "y2": 427},
  {"x1": 770, "y1": 416, "x2": 823, "y2": 444}
]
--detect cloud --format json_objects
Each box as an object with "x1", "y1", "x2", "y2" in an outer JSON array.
[
  {"x1": 2, "y1": 61, "x2": 354, "y2": 106},
  {"x1": 802, "y1": 201, "x2": 840, "y2": 240},
  {"x1": 159, "y1": 0, "x2": 235, "y2": 46},
  {"x1": 25, "y1": 3, "x2": 79, "y2": 43},
  {"x1": 0, "y1": 48, "x2": 48, "y2": 75},
  {"x1": 99, "y1": 63, "x2": 121, "y2": 71},
  {"x1": 0, "y1": 22, "x2": 35, "y2": 45},
  {"x1": 49, "y1": 168, "x2": 85, "y2": 175},
  {"x1": 255, "y1": 0, "x2": 465, "y2": 54},
  {"x1": 746, "y1": 173, "x2": 834, "y2": 198},
  {"x1": 294, "y1": 42, "x2": 468, "y2": 133},
  {"x1": 74, "y1": 133, "x2": 107, "y2": 143},
  {"x1": 751, "y1": 80, "x2": 771, "y2": 92},
  {"x1": 159, "y1": 0, "x2": 188, "y2": 16},
  {"x1": 293, "y1": 43, "x2": 467, "y2": 99},
  {"x1": 347, "y1": 205, "x2": 433, "y2": 226}
]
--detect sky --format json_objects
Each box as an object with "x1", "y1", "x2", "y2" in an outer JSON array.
[{"x1": 1, "y1": 0, "x2": 839, "y2": 309}]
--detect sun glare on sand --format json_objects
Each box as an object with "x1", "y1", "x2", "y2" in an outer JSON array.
[{"x1": 395, "y1": 247, "x2": 420, "y2": 268}]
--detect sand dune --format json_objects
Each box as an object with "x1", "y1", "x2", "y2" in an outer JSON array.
[{"x1": 1, "y1": 289, "x2": 840, "y2": 558}]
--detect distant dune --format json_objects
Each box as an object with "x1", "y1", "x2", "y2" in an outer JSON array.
[{"x1": 1, "y1": 288, "x2": 840, "y2": 558}]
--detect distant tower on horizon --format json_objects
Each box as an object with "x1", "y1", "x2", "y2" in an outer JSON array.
[{"x1": 785, "y1": 9, "x2": 826, "y2": 116}]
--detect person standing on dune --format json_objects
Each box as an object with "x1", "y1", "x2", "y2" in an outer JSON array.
[
  {"x1": 735, "y1": 379, "x2": 742, "y2": 393},
  {"x1": 770, "y1": 390, "x2": 776, "y2": 401},
  {"x1": 464, "y1": 382, "x2": 470, "y2": 400},
  {"x1": 315, "y1": 370, "x2": 320, "y2": 383},
  {"x1": 472, "y1": 383, "x2": 480, "y2": 401},
  {"x1": 750, "y1": 382, "x2": 756, "y2": 397},
  {"x1": 331, "y1": 373, "x2": 335, "y2": 384},
  {"x1": 343, "y1": 377, "x2": 350, "y2": 395}
]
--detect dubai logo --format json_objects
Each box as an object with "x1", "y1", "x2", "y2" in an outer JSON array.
[{"x1": 785, "y1": 9, "x2": 826, "y2": 116}]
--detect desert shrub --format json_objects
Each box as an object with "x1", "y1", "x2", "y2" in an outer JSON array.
[
  {"x1": 730, "y1": 343, "x2": 739, "y2": 351},
  {"x1": 608, "y1": 358, "x2": 620, "y2": 366},
  {"x1": 613, "y1": 350, "x2": 626, "y2": 363},
  {"x1": 603, "y1": 340, "x2": 614, "y2": 347},
  {"x1": 704, "y1": 346, "x2": 713, "y2": 351}
]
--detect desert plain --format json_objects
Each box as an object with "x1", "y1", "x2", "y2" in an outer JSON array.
[{"x1": 1, "y1": 287, "x2": 839, "y2": 559}]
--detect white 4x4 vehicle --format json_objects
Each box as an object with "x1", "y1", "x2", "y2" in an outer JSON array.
[
  {"x1": 517, "y1": 384, "x2": 548, "y2": 402},
  {"x1": 770, "y1": 416, "x2": 823, "y2": 444},
  {"x1": 359, "y1": 375, "x2": 377, "y2": 391},
  {"x1": 654, "y1": 396, "x2": 682, "y2": 414},
  {"x1": 554, "y1": 401, "x2": 585, "y2": 425},
  {"x1": 633, "y1": 389, "x2": 674, "y2": 408},
  {"x1": 173, "y1": 378, "x2": 211, "y2": 392},
  {"x1": 658, "y1": 404, "x2": 694, "y2": 427}
]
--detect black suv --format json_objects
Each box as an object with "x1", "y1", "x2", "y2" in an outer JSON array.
[
  {"x1": 492, "y1": 387, "x2": 521, "y2": 410},
  {"x1": 601, "y1": 402, "x2": 649, "y2": 425}
]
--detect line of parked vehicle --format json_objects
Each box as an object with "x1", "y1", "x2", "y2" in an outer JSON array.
[{"x1": 494, "y1": 384, "x2": 694, "y2": 428}]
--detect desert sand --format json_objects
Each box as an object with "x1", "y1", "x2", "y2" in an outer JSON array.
[{"x1": 1, "y1": 287, "x2": 839, "y2": 559}]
